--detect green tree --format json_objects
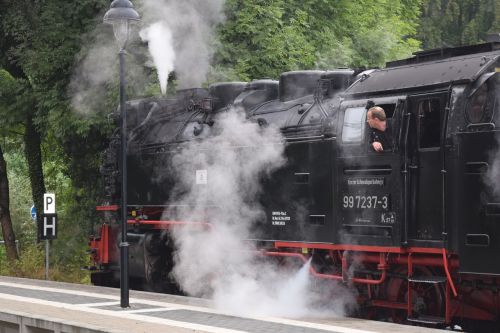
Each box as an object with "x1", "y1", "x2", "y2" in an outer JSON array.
[
  {"x1": 0, "y1": 70, "x2": 22, "y2": 261},
  {"x1": 0, "y1": 143, "x2": 17, "y2": 261},
  {"x1": 418, "y1": 0, "x2": 500, "y2": 48},
  {"x1": 216, "y1": 0, "x2": 421, "y2": 80},
  {"x1": 0, "y1": 0, "x2": 112, "y2": 275}
]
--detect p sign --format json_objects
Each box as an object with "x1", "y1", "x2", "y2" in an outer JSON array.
[{"x1": 44, "y1": 193, "x2": 55, "y2": 214}]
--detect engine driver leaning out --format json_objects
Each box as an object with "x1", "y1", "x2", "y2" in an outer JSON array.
[{"x1": 366, "y1": 106, "x2": 391, "y2": 152}]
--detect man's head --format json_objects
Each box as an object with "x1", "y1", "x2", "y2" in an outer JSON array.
[{"x1": 367, "y1": 106, "x2": 387, "y2": 131}]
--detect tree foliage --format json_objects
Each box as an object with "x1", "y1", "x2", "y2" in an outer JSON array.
[
  {"x1": 0, "y1": 0, "x2": 111, "y2": 275},
  {"x1": 418, "y1": 0, "x2": 500, "y2": 48},
  {"x1": 216, "y1": 0, "x2": 421, "y2": 80}
]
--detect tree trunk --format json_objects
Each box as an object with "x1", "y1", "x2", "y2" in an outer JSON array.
[
  {"x1": 0, "y1": 143, "x2": 18, "y2": 260},
  {"x1": 24, "y1": 113, "x2": 46, "y2": 242}
]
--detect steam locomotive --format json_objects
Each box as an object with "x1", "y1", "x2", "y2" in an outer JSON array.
[{"x1": 89, "y1": 41, "x2": 500, "y2": 331}]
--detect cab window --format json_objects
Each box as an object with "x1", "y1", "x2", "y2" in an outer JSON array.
[
  {"x1": 418, "y1": 98, "x2": 441, "y2": 148},
  {"x1": 468, "y1": 84, "x2": 488, "y2": 123},
  {"x1": 466, "y1": 80, "x2": 496, "y2": 125},
  {"x1": 341, "y1": 107, "x2": 366, "y2": 143}
]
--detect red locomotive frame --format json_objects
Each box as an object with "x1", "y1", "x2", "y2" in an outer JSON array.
[{"x1": 89, "y1": 208, "x2": 500, "y2": 329}]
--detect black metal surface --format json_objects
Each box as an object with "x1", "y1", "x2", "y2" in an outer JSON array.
[
  {"x1": 406, "y1": 92, "x2": 449, "y2": 242},
  {"x1": 387, "y1": 42, "x2": 500, "y2": 67},
  {"x1": 279, "y1": 70, "x2": 324, "y2": 102},
  {"x1": 256, "y1": 139, "x2": 335, "y2": 243},
  {"x1": 456, "y1": 130, "x2": 500, "y2": 275},
  {"x1": 345, "y1": 52, "x2": 499, "y2": 96},
  {"x1": 209, "y1": 82, "x2": 247, "y2": 109}
]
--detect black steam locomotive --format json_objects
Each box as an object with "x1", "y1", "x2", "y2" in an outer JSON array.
[{"x1": 89, "y1": 41, "x2": 500, "y2": 331}]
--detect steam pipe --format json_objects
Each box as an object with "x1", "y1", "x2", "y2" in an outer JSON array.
[
  {"x1": 264, "y1": 251, "x2": 341, "y2": 281},
  {"x1": 262, "y1": 251, "x2": 388, "y2": 285}
]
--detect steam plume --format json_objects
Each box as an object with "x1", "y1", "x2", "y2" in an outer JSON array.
[
  {"x1": 164, "y1": 109, "x2": 355, "y2": 317},
  {"x1": 139, "y1": 0, "x2": 226, "y2": 89},
  {"x1": 140, "y1": 22, "x2": 175, "y2": 94},
  {"x1": 140, "y1": 22, "x2": 175, "y2": 95},
  {"x1": 69, "y1": 0, "x2": 226, "y2": 113}
]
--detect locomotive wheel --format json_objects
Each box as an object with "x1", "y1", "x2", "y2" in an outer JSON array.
[{"x1": 385, "y1": 266, "x2": 444, "y2": 324}]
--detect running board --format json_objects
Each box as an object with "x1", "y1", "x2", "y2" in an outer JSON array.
[
  {"x1": 408, "y1": 275, "x2": 447, "y2": 284},
  {"x1": 407, "y1": 315, "x2": 446, "y2": 325}
]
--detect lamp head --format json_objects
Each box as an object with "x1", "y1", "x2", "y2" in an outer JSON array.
[{"x1": 104, "y1": 0, "x2": 140, "y2": 48}]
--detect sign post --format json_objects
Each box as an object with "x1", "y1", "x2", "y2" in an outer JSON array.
[{"x1": 40, "y1": 193, "x2": 57, "y2": 280}]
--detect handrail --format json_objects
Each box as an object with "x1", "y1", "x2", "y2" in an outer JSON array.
[
  {"x1": 126, "y1": 220, "x2": 213, "y2": 230},
  {"x1": 466, "y1": 122, "x2": 495, "y2": 131}
]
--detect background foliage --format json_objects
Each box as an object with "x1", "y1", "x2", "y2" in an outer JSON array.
[{"x1": 1, "y1": 0, "x2": 500, "y2": 280}]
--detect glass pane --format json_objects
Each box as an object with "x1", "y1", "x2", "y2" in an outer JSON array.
[
  {"x1": 342, "y1": 107, "x2": 366, "y2": 143},
  {"x1": 467, "y1": 84, "x2": 488, "y2": 123},
  {"x1": 113, "y1": 20, "x2": 129, "y2": 48}
]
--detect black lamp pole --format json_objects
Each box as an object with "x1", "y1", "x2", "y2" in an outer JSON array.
[
  {"x1": 103, "y1": 0, "x2": 140, "y2": 308},
  {"x1": 118, "y1": 46, "x2": 129, "y2": 308}
]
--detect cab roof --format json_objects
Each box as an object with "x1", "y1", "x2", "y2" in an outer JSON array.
[{"x1": 344, "y1": 43, "x2": 500, "y2": 97}]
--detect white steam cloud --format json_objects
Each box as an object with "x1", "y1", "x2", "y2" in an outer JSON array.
[
  {"x1": 164, "y1": 109, "x2": 355, "y2": 318},
  {"x1": 139, "y1": 0, "x2": 226, "y2": 90},
  {"x1": 140, "y1": 22, "x2": 175, "y2": 95},
  {"x1": 69, "y1": 0, "x2": 226, "y2": 113}
]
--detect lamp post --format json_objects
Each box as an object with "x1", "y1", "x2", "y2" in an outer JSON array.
[{"x1": 103, "y1": 0, "x2": 140, "y2": 308}]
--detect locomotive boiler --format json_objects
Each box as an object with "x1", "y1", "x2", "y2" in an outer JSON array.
[{"x1": 89, "y1": 41, "x2": 500, "y2": 331}]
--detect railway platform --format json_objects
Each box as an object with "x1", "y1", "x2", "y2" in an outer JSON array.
[{"x1": 0, "y1": 276, "x2": 445, "y2": 333}]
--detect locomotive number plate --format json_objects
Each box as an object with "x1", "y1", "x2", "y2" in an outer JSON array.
[{"x1": 342, "y1": 195, "x2": 390, "y2": 210}]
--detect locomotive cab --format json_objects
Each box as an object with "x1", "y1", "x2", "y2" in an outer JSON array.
[
  {"x1": 336, "y1": 97, "x2": 404, "y2": 247},
  {"x1": 333, "y1": 44, "x2": 500, "y2": 283}
]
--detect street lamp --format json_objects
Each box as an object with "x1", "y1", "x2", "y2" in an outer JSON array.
[{"x1": 103, "y1": 0, "x2": 140, "y2": 308}]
